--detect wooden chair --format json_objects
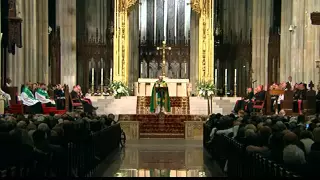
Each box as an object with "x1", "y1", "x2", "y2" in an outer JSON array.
[
  {"x1": 69, "y1": 94, "x2": 83, "y2": 112},
  {"x1": 253, "y1": 91, "x2": 267, "y2": 114}
]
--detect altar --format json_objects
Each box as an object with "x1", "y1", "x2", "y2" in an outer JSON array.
[{"x1": 134, "y1": 78, "x2": 190, "y2": 97}]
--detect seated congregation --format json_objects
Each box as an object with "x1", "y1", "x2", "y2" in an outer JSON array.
[
  {"x1": 0, "y1": 112, "x2": 120, "y2": 177},
  {"x1": 2, "y1": 80, "x2": 98, "y2": 115},
  {"x1": 204, "y1": 112, "x2": 320, "y2": 177},
  {"x1": 233, "y1": 80, "x2": 319, "y2": 116}
]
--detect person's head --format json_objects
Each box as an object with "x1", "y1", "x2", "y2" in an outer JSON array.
[
  {"x1": 288, "y1": 76, "x2": 292, "y2": 82},
  {"x1": 25, "y1": 82, "x2": 32, "y2": 89},
  {"x1": 32, "y1": 83, "x2": 38, "y2": 90},
  {"x1": 6, "y1": 78, "x2": 12, "y2": 84},
  {"x1": 283, "y1": 132, "x2": 298, "y2": 146},
  {"x1": 38, "y1": 123, "x2": 49, "y2": 132},
  {"x1": 158, "y1": 76, "x2": 163, "y2": 82},
  {"x1": 247, "y1": 87, "x2": 252, "y2": 93},
  {"x1": 300, "y1": 130, "x2": 313, "y2": 140},
  {"x1": 73, "y1": 86, "x2": 79, "y2": 92},
  {"x1": 313, "y1": 127, "x2": 320, "y2": 142},
  {"x1": 238, "y1": 110, "x2": 245, "y2": 117},
  {"x1": 40, "y1": 83, "x2": 47, "y2": 90},
  {"x1": 256, "y1": 85, "x2": 262, "y2": 92},
  {"x1": 56, "y1": 84, "x2": 62, "y2": 90},
  {"x1": 279, "y1": 110, "x2": 286, "y2": 116}
]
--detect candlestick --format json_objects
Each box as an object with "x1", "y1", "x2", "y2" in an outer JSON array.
[
  {"x1": 101, "y1": 68, "x2": 104, "y2": 85},
  {"x1": 214, "y1": 69, "x2": 217, "y2": 86},
  {"x1": 184, "y1": 63, "x2": 187, "y2": 74},
  {"x1": 234, "y1": 69, "x2": 237, "y2": 84},
  {"x1": 91, "y1": 68, "x2": 94, "y2": 92},
  {"x1": 234, "y1": 69, "x2": 237, "y2": 97},
  {"x1": 141, "y1": 63, "x2": 143, "y2": 75},
  {"x1": 110, "y1": 68, "x2": 113, "y2": 82},
  {"x1": 225, "y1": 69, "x2": 228, "y2": 97}
]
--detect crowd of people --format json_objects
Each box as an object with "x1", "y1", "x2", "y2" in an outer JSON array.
[
  {"x1": 0, "y1": 112, "x2": 117, "y2": 176},
  {"x1": 0, "y1": 79, "x2": 99, "y2": 115},
  {"x1": 206, "y1": 111, "x2": 320, "y2": 176},
  {"x1": 233, "y1": 76, "x2": 320, "y2": 115}
]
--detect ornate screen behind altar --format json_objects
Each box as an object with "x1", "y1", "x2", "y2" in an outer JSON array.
[{"x1": 139, "y1": 0, "x2": 191, "y2": 79}]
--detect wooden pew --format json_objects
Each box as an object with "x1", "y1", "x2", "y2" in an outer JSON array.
[
  {"x1": 281, "y1": 90, "x2": 294, "y2": 114},
  {"x1": 2, "y1": 86, "x2": 18, "y2": 105},
  {"x1": 281, "y1": 90, "x2": 316, "y2": 115},
  {"x1": 64, "y1": 85, "x2": 70, "y2": 111}
]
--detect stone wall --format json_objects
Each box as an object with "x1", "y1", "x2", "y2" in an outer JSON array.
[
  {"x1": 6, "y1": 0, "x2": 49, "y2": 86},
  {"x1": 280, "y1": 0, "x2": 320, "y2": 85},
  {"x1": 56, "y1": 0, "x2": 77, "y2": 88}
]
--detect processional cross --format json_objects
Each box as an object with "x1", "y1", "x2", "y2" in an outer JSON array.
[{"x1": 157, "y1": 41, "x2": 172, "y2": 77}]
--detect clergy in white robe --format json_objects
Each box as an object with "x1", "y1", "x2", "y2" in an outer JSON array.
[
  {"x1": 20, "y1": 85, "x2": 43, "y2": 114},
  {"x1": 0, "y1": 88, "x2": 11, "y2": 107},
  {"x1": 35, "y1": 88, "x2": 56, "y2": 106}
]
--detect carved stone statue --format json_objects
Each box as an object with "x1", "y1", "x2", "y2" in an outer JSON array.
[
  {"x1": 149, "y1": 59, "x2": 158, "y2": 78},
  {"x1": 170, "y1": 61, "x2": 180, "y2": 79}
]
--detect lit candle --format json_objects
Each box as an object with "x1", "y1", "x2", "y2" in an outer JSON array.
[
  {"x1": 184, "y1": 63, "x2": 187, "y2": 74},
  {"x1": 101, "y1": 68, "x2": 104, "y2": 85},
  {"x1": 225, "y1": 69, "x2": 228, "y2": 85},
  {"x1": 234, "y1": 69, "x2": 237, "y2": 84},
  {"x1": 141, "y1": 63, "x2": 143, "y2": 74},
  {"x1": 214, "y1": 69, "x2": 217, "y2": 85},
  {"x1": 110, "y1": 68, "x2": 113, "y2": 81},
  {"x1": 92, "y1": 68, "x2": 94, "y2": 85}
]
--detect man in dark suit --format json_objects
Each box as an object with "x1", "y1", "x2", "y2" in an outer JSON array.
[
  {"x1": 286, "y1": 76, "x2": 293, "y2": 91},
  {"x1": 71, "y1": 86, "x2": 97, "y2": 114},
  {"x1": 233, "y1": 87, "x2": 254, "y2": 113},
  {"x1": 247, "y1": 85, "x2": 266, "y2": 113},
  {"x1": 54, "y1": 84, "x2": 65, "y2": 110}
]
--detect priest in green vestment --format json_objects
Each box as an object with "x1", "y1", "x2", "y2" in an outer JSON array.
[{"x1": 150, "y1": 76, "x2": 171, "y2": 113}]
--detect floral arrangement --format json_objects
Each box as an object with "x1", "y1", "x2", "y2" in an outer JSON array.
[
  {"x1": 109, "y1": 81, "x2": 130, "y2": 97},
  {"x1": 196, "y1": 80, "x2": 216, "y2": 97}
]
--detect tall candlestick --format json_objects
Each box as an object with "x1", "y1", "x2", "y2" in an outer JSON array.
[
  {"x1": 225, "y1": 69, "x2": 228, "y2": 84},
  {"x1": 184, "y1": 63, "x2": 187, "y2": 74},
  {"x1": 214, "y1": 69, "x2": 217, "y2": 86},
  {"x1": 140, "y1": 63, "x2": 143, "y2": 75},
  {"x1": 110, "y1": 68, "x2": 113, "y2": 82},
  {"x1": 101, "y1": 68, "x2": 104, "y2": 85},
  {"x1": 92, "y1": 68, "x2": 94, "y2": 85},
  {"x1": 225, "y1": 69, "x2": 228, "y2": 97},
  {"x1": 234, "y1": 69, "x2": 237, "y2": 97},
  {"x1": 234, "y1": 69, "x2": 237, "y2": 84}
]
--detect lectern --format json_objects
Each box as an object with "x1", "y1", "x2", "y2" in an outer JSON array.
[{"x1": 155, "y1": 86, "x2": 168, "y2": 113}]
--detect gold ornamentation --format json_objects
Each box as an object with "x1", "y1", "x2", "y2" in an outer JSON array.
[
  {"x1": 190, "y1": 0, "x2": 202, "y2": 14},
  {"x1": 114, "y1": 0, "x2": 138, "y2": 84},
  {"x1": 119, "y1": 0, "x2": 138, "y2": 12},
  {"x1": 195, "y1": 0, "x2": 214, "y2": 82}
]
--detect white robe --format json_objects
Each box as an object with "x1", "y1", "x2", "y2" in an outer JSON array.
[
  {"x1": 20, "y1": 92, "x2": 40, "y2": 106},
  {"x1": 0, "y1": 89, "x2": 11, "y2": 101},
  {"x1": 35, "y1": 92, "x2": 56, "y2": 104}
]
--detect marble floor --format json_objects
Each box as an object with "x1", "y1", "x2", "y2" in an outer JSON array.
[{"x1": 94, "y1": 139, "x2": 225, "y2": 177}]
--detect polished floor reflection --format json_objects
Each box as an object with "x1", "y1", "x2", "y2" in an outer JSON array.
[{"x1": 95, "y1": 139, "x2": 225, "y2": 177}]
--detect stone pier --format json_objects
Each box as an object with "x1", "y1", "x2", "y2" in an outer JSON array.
[{"x1": 56, "y1": 0, "x2": 77, "y2": 88}]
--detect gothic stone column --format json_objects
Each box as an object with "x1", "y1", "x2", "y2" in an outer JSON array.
[
  {"x1": 56, "y1": 0, "x2": 77, "y2": 88},
  {"x1": 252, "y1": 0, "x2": 273, "y2": 88}
]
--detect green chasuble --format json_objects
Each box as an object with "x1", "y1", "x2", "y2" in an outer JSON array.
[{"x1": 150, "y1": 80, "x2": 171, "y2": 113}]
